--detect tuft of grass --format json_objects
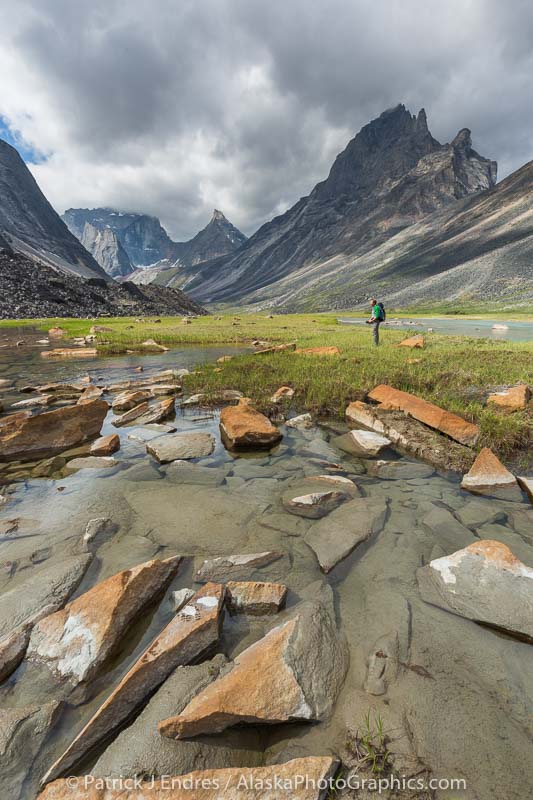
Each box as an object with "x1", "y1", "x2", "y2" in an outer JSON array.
[{"x1": 352, "y1": 709, "x2": 393, "y2": 775}]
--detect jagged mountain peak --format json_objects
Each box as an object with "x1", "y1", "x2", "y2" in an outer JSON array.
[{"x1": 211, "y1": 209, "x2": 226, "y2": 221}]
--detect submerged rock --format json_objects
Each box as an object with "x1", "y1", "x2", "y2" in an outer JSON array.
[
  {"x1": 0, "y1": 555, "x2": 92, "y2": 682},
  {"x1": 146, "y1": 432, "x2": 215, "y2": 463},
  {"x1": 366, "y1": 385, "x2": 480, "y2": 446},
  {"x1": 27, "y1": 556, "x2": 182, "y2": 684},
  {"x1": 226, "y1": 580, "x2": 288, "y2": 615},
  {"x1": 0, "y1": 702, "x2": 62, "y2": 800},
  {"x1": 220, "y1": 398, "x2": 282, "y2": 449},
  {"x1": 159, "y1": 602, "x2": 348, "y2": 738},
  {"x1": 195, "y1": 551, "x2": 289, "y2": 583},
  {"x1": 64, "y1": 456, "x2": 117, "y2": 473},
  {"x1": 39, "y1": 757, "x2": 338, "y2": 799},
  {"x1": 41, "y1": 348, "x2": 97, "y2": 359},
  {"x1": 91, "y1": 655, "x2": 262, "y2": 779},
  {"x1": 417, "y1": 540, "x2": 533, "y2": 642},
  {"x1": 41, "y1": 582, "x2": 225, "y2": 783},
  {"x1": 0, "y1": 399, "x2": 108, "y2": 461},
  {"x1": 304, "y1": 497, "x2": 388, "y2": 572},
  {"x1": 283, "y1": 489, "x2": 348, "y2": 519},
  {"x1": 461, "y1": 447, "x2": 523, "y2": 502},
  {"x1": 365, "y1": 459, "x2": 434, "y2": 479}
]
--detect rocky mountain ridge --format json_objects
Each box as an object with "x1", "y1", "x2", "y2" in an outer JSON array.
[
  {"x1": 155, "y1": 105, "x2": 510, "y2": 309},
  {"x1": 0, "y1": 140, "x2": 107, "y2": 280},
  {"x1": 63, "y1": 207, "x2": 246, "y2": 279}
]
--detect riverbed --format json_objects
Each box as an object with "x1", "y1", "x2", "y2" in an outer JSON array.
[{"x1": 1, "y1": 332, "x2": 532, "y2": 800}]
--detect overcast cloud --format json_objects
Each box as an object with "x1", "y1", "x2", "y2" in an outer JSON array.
[{"x1": 1, "y1": 0, "x2": 532, "y2": 240}]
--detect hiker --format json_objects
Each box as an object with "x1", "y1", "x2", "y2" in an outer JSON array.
[{"x1": 367, "y1": 298, "x2": 386, "y2": 345}]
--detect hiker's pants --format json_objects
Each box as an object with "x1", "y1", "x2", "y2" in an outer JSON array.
[{"x1": 372, "y1": 321, "x2": 381, "y2": 345}]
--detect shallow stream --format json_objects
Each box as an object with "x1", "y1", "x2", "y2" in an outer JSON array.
[{"x1": 0, "y1": 329, "x2": 532, "y2": 799}]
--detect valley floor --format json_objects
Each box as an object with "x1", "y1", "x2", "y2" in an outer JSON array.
[{"x1": 2, "y1": 312, "x2": 532, "y2": 467}]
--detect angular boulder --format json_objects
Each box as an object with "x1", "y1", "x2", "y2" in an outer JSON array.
[
  {"x1": 111, "y1": 401, "x2": 150, "y2": 427},
  {"x1": 159, "y1": 602, "x2": 348, "y2": 738},
  {"x1": 0, "y1": 555, "x2": 92, "y2": 681},
  {"x1": 27, "y1": 556, "x2": 182, "y2": 684},
  {"x1": 487, "y1": 384, "x2": 530, "y2": 410},
  {"x1": 0, "y1": 399, "x2": 108, "y2": 461},
  {"x1": 76, "y1": 385, "x2": 104, "y2": 405},
  {"x1": 220, "y1": 398, "x2": 282, "y2": 449},
  {"x1": 283, "y1": 490, "x2": 347, "y2": 519},
  {"x1": 417, "y1": 540, "x2": 533, "y2": 642},
  {"x1": 39, "y1": 758, "x2": 338, "y2": 799},
  {"x1": 345, "y1": 400, "x2": 475, "y2": 473},
  {"x1": 112, "y1": 390, "x2": 151, "y2": 412},
  {"x1": 226, "y1": 581, "x2": 287, "y2": 615},
  {"x1": 147, "y1": 432, "x2": 215, "y2": 463},
  {"x1": 304, "y1": 497, "x2": 388, "y2": 572},
  {"x1": 90, "y1": 655, "x2": 262, "y2": 780},
  {"x1": 517, "y1": 476, "x2": 533, "y2": 505},
  {"x1": 132, "y1": 396, "x2": 176, "y2": 426},
  {"x1": 195, "y1": 551, "x2": 289, "y2": 583},
  {"x1": 285, "y1": 413, "x2": 314, "y2": 430},
  {"x1": 90, "y1": 433, "x2": 120, "y2": 456},
  {"x1": 64, "y1": 456, "x2": 117, "y2": 473},
  {"x1": 461, "y1": 447, "x2": 523, "y2": 502},
  {"x1": 41, "y1": 582, "x2": 225, "y2": 783},
  {"x1": 343, "y1": 429, "x2": 391, "y2": 456},
  {"x1": 367, "y1": 385, "x2": 480, "y2": 446}
]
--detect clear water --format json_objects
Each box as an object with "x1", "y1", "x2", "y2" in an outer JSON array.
[
  {"x1": 1, "y1": 329, "x2": 532, "y2": 799},
  {"x1": 339, "y1": 316, "x2": 533, "y2": 342}
]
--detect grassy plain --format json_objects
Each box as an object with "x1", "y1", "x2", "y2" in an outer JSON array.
[{"x1": 1, "y1": 312, "x2": 532, "y2": 464}]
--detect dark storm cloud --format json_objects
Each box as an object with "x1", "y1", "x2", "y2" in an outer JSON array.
[{"x1": 1, "y1": 0, "x2": 532, "y2": 240}]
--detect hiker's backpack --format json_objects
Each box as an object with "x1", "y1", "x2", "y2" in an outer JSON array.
[{"x1": 377, "y1": 302, "x2": 386, "y2": 321}]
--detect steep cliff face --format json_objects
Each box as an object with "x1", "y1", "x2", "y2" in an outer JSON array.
[
  {"x1": 175, "y1": 105, "x2": 497, "y2": 304},
  {"x1": 63, "y1": 208, "x2": 175, "y2": 267},
  {"x1": 63, "y1": 207, "x2": 246, "y2": 277},
  {"x1": 0, "y1": 140, "x2": 107, "y2": 279},
  {"x1": 80, "y1": 222, "x2": 134, "y2": 278}
]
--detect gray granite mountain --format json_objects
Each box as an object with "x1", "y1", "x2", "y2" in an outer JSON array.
[
  {"x1": 0, "y1": 140, "x2": 107, "y2": 279},
  {"x1": 163, "y1": 105, "x2": 501, "y2": 308},
  {"x1": 80, "y1": 222, "x2": 134, "y2": 278},
  {"x1": 63, "y1": 207, "x2": 246, "y2": 280}
]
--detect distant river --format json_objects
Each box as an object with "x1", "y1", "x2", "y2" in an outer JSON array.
[{"x1": 338, "y1": 316, "x2": 533, "y2": 342}]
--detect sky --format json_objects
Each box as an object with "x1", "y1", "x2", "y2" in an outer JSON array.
[{"x1": 1, "y1": 0, "x2": 532, "y2": 241}]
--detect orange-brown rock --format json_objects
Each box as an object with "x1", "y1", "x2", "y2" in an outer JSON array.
[
  {"x1": 77, "y1": 385, "x2": 104, "y2": 405},
  {"x1": 90, "y1": 433, "x2": 120, "y2": 456},
  {"x1": 41, "y1": 348, "x2": 98, "y2": 359},
  {"x1": 112, "y1": 390, "x2": 151, "y2": 412},
  {"x1": 397, "y1": 335, "x2": 425, "y2": 348},
  {"x1": 41, "y1": 582, "x2": 225, "y2": 783},
  {"x1": 517, "y1": 476, "x2": 533, "y2": 505},
  {"x1": 294, "y1": 346, "x2": 341, "y2": 356},
  {"x1": 487, "y1": 384, "x2": 530, "y2": 411},
  {"x1": 461, "y1": 447, "x2": 522, "y2": 501},
  {"x1": 254, "y1": 342, "x2": 297, "y2": 354},
  {"x1": 133, "y1": 396, "x2": 176, "y2": 426},
  {"x1": 111, "y1": 400, "x2": 150, "y2": 427},
  {"x1": 226, "y1": 581, "x2": 287, "y2": 615},
  {"x1": 270, "y1": 386, "x2": 295, "y2": 402},
  {"x1": 220, "y1": 398, "x2": 282, "y2": 449},
  {"x1": 47, "y1": 327, "x2": 65, "y2": 338},
  {"x1": 38, "y1": 757, "x2": 339, "y2": 799},
  {"x1": 368, "y1": 385, "x2": 479, "y2": 446},
  {"x1": 0, "y1": 399, "x2": 108, "y2": 462},
  {"x1": 417, "y1": 540, "x2": 533, "y2": 641},
  {"x1": 159, "y1": 603, "x2": 348, "y2": 740},
  {"x1": 27, "y1": 557, "x2": 181, "y2": 684}
]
